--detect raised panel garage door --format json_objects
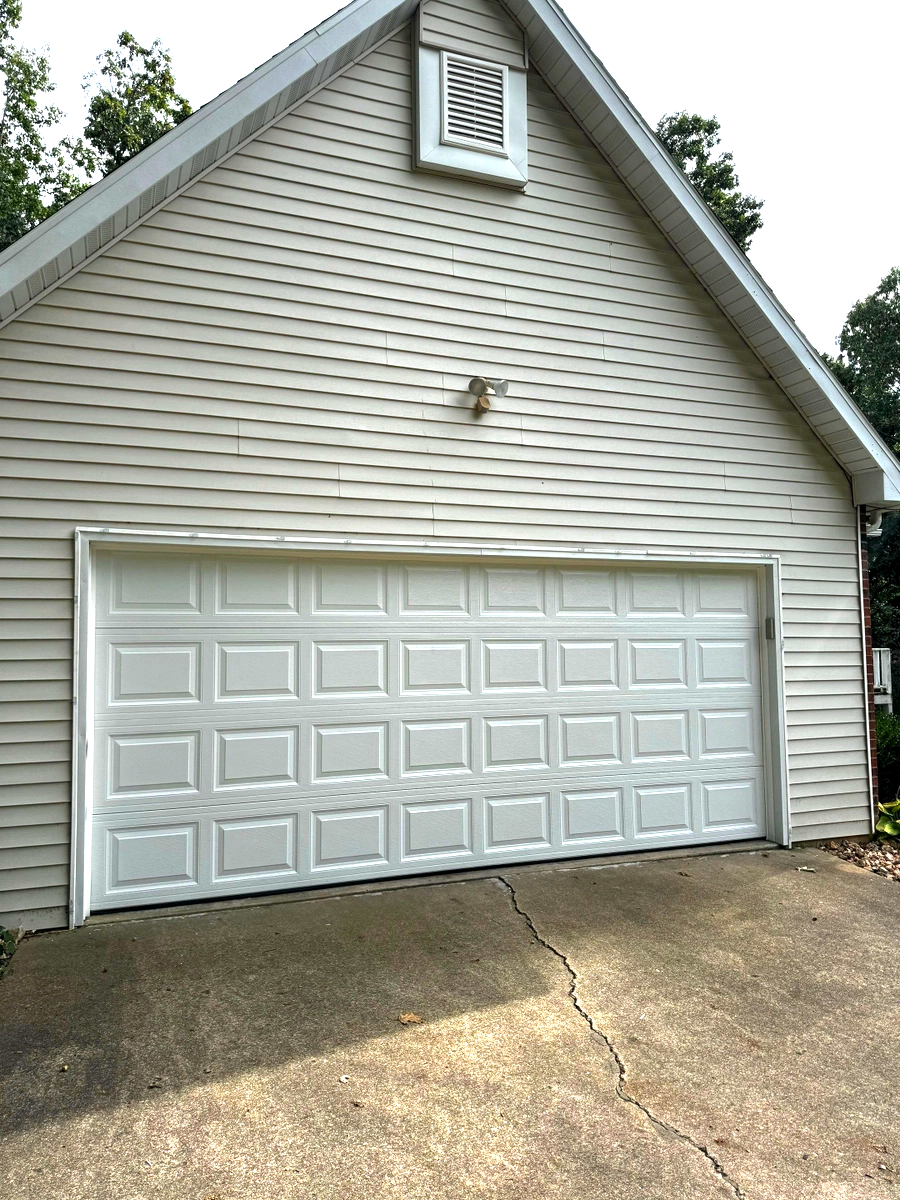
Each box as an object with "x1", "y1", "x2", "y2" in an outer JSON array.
[{"x1": 89, "y1": 551, "x2": 767, "y2": 910}]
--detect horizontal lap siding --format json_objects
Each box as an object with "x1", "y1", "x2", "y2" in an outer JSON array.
[
  {"x1": 0, "y1": 9, "x2": 868, "y2": 926},
  {"x1": 421, "y1": 0, "x2": 525, "y2": 66}
]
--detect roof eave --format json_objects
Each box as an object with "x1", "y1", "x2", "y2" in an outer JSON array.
[
  {"x1": 0, "y1": 0, "x2": 415, "y2": 318},
  {"x1": 505, "y1": 0, "x2": 900, "y2": 503}
]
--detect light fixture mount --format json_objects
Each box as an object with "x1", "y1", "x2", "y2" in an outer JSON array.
[{"x1": 468, "y1": 377, "x2": 508, "y2": 414}]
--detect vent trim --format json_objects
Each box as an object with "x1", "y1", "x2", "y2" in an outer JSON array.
[{"x1": 440, "y1": 52, "x2": 509, "y2": 158}]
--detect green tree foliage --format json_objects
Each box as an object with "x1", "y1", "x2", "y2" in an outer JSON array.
[
  {"x1": 0, "y1": 0, "x2": 89, "y2": 251},
  {"x1": 82, "y1": 32, "x2": 191, "y2": 176},
  {"x1": 822, "y1": 268, "x2": 900, "y2": 453},
  {"x1": 875, "y1": 711, "x2": 900, "y2": 808},
  {"x1": 0, "y1": 10, "x2": 192, "y2": 254},
  {"x1": 656, "y1": 112, "x2": 764, "y2": 253},
  {"x1": 869, "y1": 513, "x2": 900, "y2": 669},
  {"x1": 824, "y1": 269, "x2": 900, "y2": 712}
]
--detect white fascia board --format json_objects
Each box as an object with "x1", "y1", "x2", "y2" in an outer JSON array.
[
  {"x1": 519, "y1": 0, "x2": 900, "y2": 501},
  {"x1": 0, "y1": 0, "x2": 410, "y2": 293},
  {"x1": 852, "y1": 469, "x2": 900, "y2": 507}
]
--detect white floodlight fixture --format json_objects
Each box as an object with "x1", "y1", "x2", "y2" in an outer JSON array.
[{"x1": 468, "y1": 376, "x2": 509, "y2": 413}]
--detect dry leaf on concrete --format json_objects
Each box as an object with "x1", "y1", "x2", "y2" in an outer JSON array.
[{"x1": 398, "y1": 1012, "x2": 423, "y2": 1025}]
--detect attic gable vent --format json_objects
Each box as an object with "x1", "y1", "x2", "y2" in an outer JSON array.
[
  {"x1": 441, "y1": 53, "x2": 508, "y2": 155},
  {"x1": 415, "y1": 40, "x2": 527, "y2": 189}
]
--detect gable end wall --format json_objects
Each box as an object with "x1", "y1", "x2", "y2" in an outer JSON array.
[{"x1": 0, "y1": 1, "x2": 869, "y2": 928}]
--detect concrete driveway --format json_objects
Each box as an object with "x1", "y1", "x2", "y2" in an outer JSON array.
[{"x1": 2, "y1": 845, "x2": 898, "y2": 1200}]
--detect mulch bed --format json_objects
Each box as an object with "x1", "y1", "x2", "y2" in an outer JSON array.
[{"x1": 820, "y1": 838, "x2": 900, "y2": 882}]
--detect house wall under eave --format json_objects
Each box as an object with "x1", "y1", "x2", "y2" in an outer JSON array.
[{"x1": 0, "y1": 5, "x2": 869, "y2": 928}]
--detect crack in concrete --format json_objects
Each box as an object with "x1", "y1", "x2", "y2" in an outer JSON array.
[{"x1": 498, "y1": 875, "x2": 748, "y2": 1200}]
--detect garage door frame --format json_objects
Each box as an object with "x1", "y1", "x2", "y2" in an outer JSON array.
[{"x1": 70, "y1": 527, "x2": 791, "y2": 927}]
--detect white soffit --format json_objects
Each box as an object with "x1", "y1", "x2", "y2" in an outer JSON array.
[{"x1": 1, "y1": 0, "x2": 897, "y2": 505}]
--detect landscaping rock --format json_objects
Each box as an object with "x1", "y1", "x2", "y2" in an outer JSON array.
[{"x1": 820, "y1": 838, "x2": 900, "y2": 881}]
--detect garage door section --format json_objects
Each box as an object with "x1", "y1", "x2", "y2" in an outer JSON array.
[{"x1": 89, "y1": 552, "x2": 766, "y2": 910}]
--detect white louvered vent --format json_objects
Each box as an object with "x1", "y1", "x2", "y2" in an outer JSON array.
[{"x1": 441, "y1": 52, "x2": 508, "y2": 155}]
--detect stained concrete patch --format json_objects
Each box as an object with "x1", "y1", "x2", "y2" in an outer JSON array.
[
  {"x1": 0, "y1": 847, "x2": 895, "y2": 1198},
  {"x1": 1, "y1": 876, "x2": 730, "y2": 1199}
]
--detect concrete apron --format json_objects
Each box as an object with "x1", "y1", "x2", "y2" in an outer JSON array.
[{"x1": 1, "y1": 846, "x2": 897, "y2": 1200}]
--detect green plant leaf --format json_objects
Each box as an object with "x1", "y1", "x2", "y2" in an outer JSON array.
[{"x1": 876, "y1": 815, "x2": 900, "y2": 836}]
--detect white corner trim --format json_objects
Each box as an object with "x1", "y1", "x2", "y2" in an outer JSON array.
[
  {"x1": 857, "y1": 513, "x2": 877, "y2": 832},
  {"x1": 69, "y1": 531, "x2": 94, "y2": 927}
]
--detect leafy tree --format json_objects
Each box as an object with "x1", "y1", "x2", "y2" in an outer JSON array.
[
  {"x1": 824, "y1": 268, "x2": 900, "y2": 717},
  {"x1": 869, "y1": 512, "x2": 900, "y2": 659},
  {"x1": 81, "y1": 32, "x2": 192, "y2": 176},
  {"x1": 0, "y1": 0, "x2": 89, "y2": 251},
  {"x1": 823, "y1": 268, "x2": 900, "y2": 453},
  {"x1": 656, "y1": 112, "x2": 764, "y2": 252}
]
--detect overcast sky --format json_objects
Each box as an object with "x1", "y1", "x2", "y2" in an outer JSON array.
[{"x1": 17, "y1": 0, "x2": 900, "y2": 354}]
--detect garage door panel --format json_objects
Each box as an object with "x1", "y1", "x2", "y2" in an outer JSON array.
[
  {"x1": 216, "y1": 556, "x2": 300, "y2": 614},
  {"x1": 402, "y1": 798, "x2": 473, "y2": 860},
  {"x1": 90, "y1": 767, "x2": 765, "y2": 903},
  {"x1": 107, "y1": 554, "x2": 202, "y2": 615},
  {"x1": 105, "y1": 823, "x2": 200, "y2": 895},
  {"x1": 626, "y1": 570, "x2": 687, "y2": 617},
  {"x1": 562, "y1": 787, "x2": 626, "y2": 845},
  {"x1": 107, "y1": 731, "x2": 201, "y2": 800},
  {"x1": 701, "y1": 778, "x2": 762, "y2": 832},
  {"x1": 558, "y1": 569, "x2": 617, "y2": 615},
  {"x1": 312, "y1": 640, "x2": 389, "y2": 697},
  {"x1": 401, "y1": 639, "x2": 471, "y2": 693},
  {"x1": 93, "y1": 634, "x2": 758, "y2": 716},
  {"x1": 217, "y1": 643, "x2": 299, "y2": 701},
  {"x1": 215, "y1": 727, "x2": 299, "y2": 791},
  {"x1": 401, "y1": 718, "x2": 472, "y2": 777},
  {"x1": 634, "y1": 783, "x2": 692, "y2": 837},
  {"x1": 558, "y1": 640, "x2": 618, "y2": 689},
  {"x1": 93, "y1": 701, "x2": 763, "y2": 807},
  {"x1": 213, "y1": 814, "x2": 298, "y2": 882},
  {"x1": 313, "y1": 561, "x2": 388, "y2": 613},
  {"x1": 400, "y1": 565, "x2": 469, "y2": 613},
  {"x1": 100, "y1": 639, "x2": 202, "y2": 708},
  {"x1": 695, "y1": 572, "x2": 755, "y2": 618},
  {"x1": 89, "y1": 553, "x2": 767, "y2": 909},
  {"x1": 95, "y1": 557, "x2": 760, "y2": 627},
  {"x1": 311, "y1": 805, "x2": 389, "y2": 870}
]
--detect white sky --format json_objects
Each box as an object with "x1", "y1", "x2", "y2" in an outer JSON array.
[{"x1": 17, "y1": 0, "x2": 900, "y2": 353}]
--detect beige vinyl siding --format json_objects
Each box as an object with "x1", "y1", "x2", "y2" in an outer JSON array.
[
  {"x1": 0, "y1": 4, "x2": 869, "y2": 926},
  {"x1": 421, "y1": 0, "x2": 525, "y2": 66}
]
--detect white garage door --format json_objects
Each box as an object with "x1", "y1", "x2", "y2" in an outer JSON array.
[{"x1": 89, "y1": 551, "x2": 767, "y2": 910}]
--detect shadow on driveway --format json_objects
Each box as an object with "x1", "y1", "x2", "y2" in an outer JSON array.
[{"x1": 2, "y1": 847, "x2": 899, "y2": 1199}]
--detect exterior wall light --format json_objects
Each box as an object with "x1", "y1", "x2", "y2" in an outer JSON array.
[{"x1": 468, "y1": 376, "x2": 509, "y2": 414}]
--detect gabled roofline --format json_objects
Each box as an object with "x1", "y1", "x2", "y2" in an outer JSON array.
[
  {"x1": 2, "y1": 0, "x2": 898, "y2": 505},
  {"x1": 0, "y1": 0, "x2": 416, "y2": 318},
  {"x1": 507, "y1": 0, "x2": 900, "y2": 506}
]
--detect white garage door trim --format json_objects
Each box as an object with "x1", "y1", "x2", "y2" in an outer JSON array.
[{"x1": 70, "y1": 529, "x2": 790, "y2": 927}]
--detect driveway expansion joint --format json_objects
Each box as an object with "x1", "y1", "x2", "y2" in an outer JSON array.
[{"x1": 498, "y1": 875, "x2": 748, "y2": 1200}]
